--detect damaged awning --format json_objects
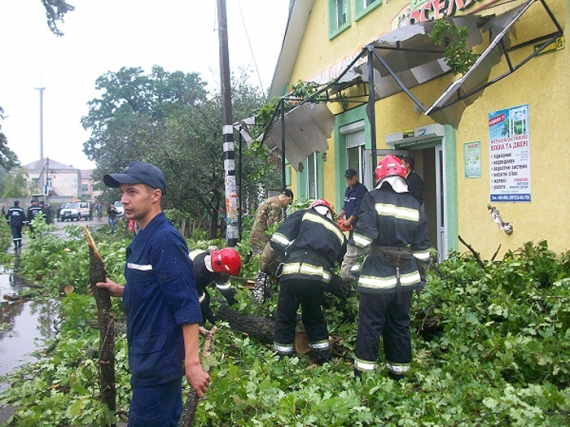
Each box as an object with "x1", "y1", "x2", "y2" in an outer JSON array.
[
  {"x1": 351, "y1": 0, "x2": 563, "y2": 128},
  {"x1": 427, "y1": 0, "x2": 562, "y2": 126},
  {"x1": 263, "y1": 102, "x2": 335, "y2": 171},
  {"x1": 354, "y1": 16, "x2": 482, "y2": 102}
]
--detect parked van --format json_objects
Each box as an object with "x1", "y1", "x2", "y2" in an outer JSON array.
[{"x1": 60, "y1": 202, "x2": 92, "y2": 221}]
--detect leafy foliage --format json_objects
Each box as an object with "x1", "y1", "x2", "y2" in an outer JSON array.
[
  {"x1": 2, "y1": 228, "x2": 570, "y2": 425},
  {"x1": 82, "y1": 67, "x2": 281, "y2": 239},
  {"x1": 429, "y1": 19, "x2": 478, "y2": 75},
  {"x1": 40, "y1": 0, "x2": 75, "y2": 36}
]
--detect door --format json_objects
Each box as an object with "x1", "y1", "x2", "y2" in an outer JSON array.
[{"x1": 408, "y1": 145, "x2": 446, "y2": 262}]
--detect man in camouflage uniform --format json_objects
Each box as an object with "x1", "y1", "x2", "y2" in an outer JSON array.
[{"x1": 250, "y1": 189, "x2": 294, "y2": 302}]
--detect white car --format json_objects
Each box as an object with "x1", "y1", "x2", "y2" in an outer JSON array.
[{"x1": 113, "y1": 201, "x2": 125, "y2": 216}]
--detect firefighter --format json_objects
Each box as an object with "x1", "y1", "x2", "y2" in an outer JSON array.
[
  {"x1": 270, "y1": 199, "x2": 347, "y2": 365},
  {"x1": 26, "y1": 199, "x2": 43, "y2": 238},
  {"x1": 341, "y1": 154, "x2": 431, "y2": 380},
  {"x1": 189, "y1": 247, "x2": 241, "y2": 324},
  {"x1": 6, "y1": 200, "x2": 26, "y2": 250}
]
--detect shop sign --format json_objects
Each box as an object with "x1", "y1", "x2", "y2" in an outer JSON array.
[
  {"x1": 488, "y1": 104, "x2": 531, "y2": 202},
  {"x1": 391, "y1": 0, "x2": 493, "y2": 29}
]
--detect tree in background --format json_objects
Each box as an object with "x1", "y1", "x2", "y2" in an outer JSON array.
[
  {"x1": 1, "y1": 168, "x2": 29, "y2": 198},
  {"x1": 0, "y1": 106, "x2": 23, "y2": 197},
  {"x1": 82, "y1": 66, "x2": 281, "y2": 239},
  {"x1": 41, "y1": 0, "x2": 74, "y2": 36}
]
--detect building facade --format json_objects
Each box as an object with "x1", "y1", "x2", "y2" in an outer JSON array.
[
  {"x1": 267, "y1": 0, "x2": 568, "y2": 260},
  {"x1": 21, "y1": 158, "x2": 99, "y2": 203}
]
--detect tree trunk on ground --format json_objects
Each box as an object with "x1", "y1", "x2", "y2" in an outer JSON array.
[{"x1": 215, "y1": 303, "x2": 274, "y2": 344}]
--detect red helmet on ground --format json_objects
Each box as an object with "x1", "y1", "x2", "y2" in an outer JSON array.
[
  {"x1": 211, "y1": 248, "x2": 242, "y2": 276},
  {"x1": 310, "y1": 199, "x2": 335, "y2": 218},
  {"x1": 375, "y1": 154, "x2": 407, "y2": 183}
]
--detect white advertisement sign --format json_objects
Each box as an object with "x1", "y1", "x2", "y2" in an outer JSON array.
[{"x1": 488, "y1": 104, "x2": 531, "y2": 202}]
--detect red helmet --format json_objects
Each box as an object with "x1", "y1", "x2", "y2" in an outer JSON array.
[
  {"x1": 375, "y1": 154, "x2": 407, "y2": 183},
  {"x1": 211, "y1": 248, "x2": 242, "y2": 276},
  {"x1": 309, "y1": 199, "x2": 335, "y2": 218}
]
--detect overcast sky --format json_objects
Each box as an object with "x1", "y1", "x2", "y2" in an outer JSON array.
[{"x1": 0, "y1": 0, "x2": 290, "y2": 170}]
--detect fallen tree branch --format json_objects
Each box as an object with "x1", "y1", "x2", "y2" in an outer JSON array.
[
  {"x1": 178, "y1": 326, "x2": 218, "y2": 427},
  {"x1": 83, "y1": 226, "x2": 116, "y2": 425},
  {"x1": 458, "y1": 235, "x2": 486, "y2": 271}
]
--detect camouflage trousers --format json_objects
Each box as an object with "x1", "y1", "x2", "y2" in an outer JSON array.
[{"x1": 253, "y1": 270, "x2": 271, "y2": 303}]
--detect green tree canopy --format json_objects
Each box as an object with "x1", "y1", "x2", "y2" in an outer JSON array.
[
  {"x1": 41, "y1": 0, "x2": 75, "y2": 36},
  {"x1": 0, "y1": 107, "x2": 21, "y2": 171},
  {"x1": 82, "y1": 66, "x2": 281, "y2": 239},
  {"x1": 1, "y1": 168, "x2": 29, "y2": 198}
]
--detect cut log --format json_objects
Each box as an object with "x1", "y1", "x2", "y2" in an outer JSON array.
[
  {"x1": 215, "y1": 303, "x2": 274, "y2": 344},
  {"x1": 83, "y1": 226, "x2": 116, "y2": 424},
  {"x1": 294, "y1": 331, "x2": 309, "y2": 355}
]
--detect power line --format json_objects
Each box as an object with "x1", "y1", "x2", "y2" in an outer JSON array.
[{"x1": 236, "y1": 0, "x2": 265, "y2": 93}]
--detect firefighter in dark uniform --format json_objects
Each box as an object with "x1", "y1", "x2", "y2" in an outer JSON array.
[
  {"x1": 270, "y1": 199, "x2": 347, "y2": 364},
  {"x1": 26, "y1": 200, "x2": 43, "y2": 238},
  {"x1": 6, "y1": 200, "x2": 26, "y2": 250},
  {"x1": 341, "y1": 154, "x2": 431, "y2": 380},
  {"x1": 189, "y1": 247, "x2": 241, "y2": 324}
]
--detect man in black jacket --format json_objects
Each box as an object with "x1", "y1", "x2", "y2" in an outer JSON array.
[
  {"x1": 270, "y1": 199, "x2": 347, "y2": 364},
  {"x1": 26, "y1": 200, "x2": 43, "y2": 238},
  {"x1": 6, "y1": 200, "x2": 26, "y2": 250},
  {"x1": 189, "y1": 247, "x2": 241, "y2": 324}
]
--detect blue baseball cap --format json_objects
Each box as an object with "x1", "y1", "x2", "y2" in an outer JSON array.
[{"x1": 104, "y1": 161, "x2": 166, "y2": 195}]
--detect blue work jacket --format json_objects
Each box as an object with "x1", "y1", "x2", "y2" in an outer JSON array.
[
  {"x1": 342, "y1": 181, "x2": 368, "y2": 221},
  {"x1": 123, "y1": 212, "x2": 202, "y2": 387}
]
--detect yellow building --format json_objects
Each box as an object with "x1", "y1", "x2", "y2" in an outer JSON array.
[{"x1": 265, "y1": 0, "x2": 568, "y2": 260}]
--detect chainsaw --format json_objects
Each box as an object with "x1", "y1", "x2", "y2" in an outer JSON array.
[{"x1": 337, "y1": 217, "x2": 354, "y2": 232}]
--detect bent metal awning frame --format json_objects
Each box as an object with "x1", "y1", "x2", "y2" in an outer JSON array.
[{"x1": 255, "y1": 0, "x2": 563, "y2": 188}]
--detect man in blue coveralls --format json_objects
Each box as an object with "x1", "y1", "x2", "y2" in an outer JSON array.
[
  {"x1": 97, "y1": 161, "x2": 210, "y2": 426},
  {"x1": 338, "y1": 169, "x2": 368, "y2": 232}
]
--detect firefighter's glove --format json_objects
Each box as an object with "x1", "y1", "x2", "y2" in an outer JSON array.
[
  {"x1": 220, "y1": 287, "x2": 237, "y2": 306},
  {"x1": 259, "y1": 242, "x2": 279, "y2": 275},
  {"x1": 341, "y1": 244, "x2": 364, "y2": 282},
  {"x1": 416, "y1": 258, "x2": 431, "y2": 283}
]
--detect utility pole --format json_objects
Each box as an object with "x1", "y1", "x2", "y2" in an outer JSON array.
[
  {"x1": 35, "y1": 87, "x2": 46, "y2": 194},
  {"x1": 217, "y1": 0, "x2": 238, "y2": 246}
]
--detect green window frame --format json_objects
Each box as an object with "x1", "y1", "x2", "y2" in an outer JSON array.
[
  {"x1": 296, "y1": 152, "x2": 325, "y2": 202},
  {"x1": 328, "y1": 0, "x2": 351, "y2": 40},
  {"x1": 353, "y1": 0, "x2": 382, "y2": 21}
]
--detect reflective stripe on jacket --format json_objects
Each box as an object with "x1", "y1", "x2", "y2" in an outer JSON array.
[
  {"x1": 352, "y1": 186, "x2": 430, "y2": 294},
  {"x1": 270, "y1": 209, "x2": 347, "y2": 283}
]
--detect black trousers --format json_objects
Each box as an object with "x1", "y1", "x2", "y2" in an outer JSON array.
[
  {"x1": 355, "y1": 290, "x2": 412, "y2": 372},
  {"x1": 273, "y1": 278, "x2": 329, "y2": 351},
  {"x1": 10, "y1": 226, "x2": 23, "y2": 246}
]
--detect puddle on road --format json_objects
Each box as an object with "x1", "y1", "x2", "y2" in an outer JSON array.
[{"x1": 0, "y1": 261, "x2": 59, "y2": 392}]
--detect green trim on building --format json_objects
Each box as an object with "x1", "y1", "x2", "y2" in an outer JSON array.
[
  {"x1": 354, "y1": 0, "x2": 383, "y2": 21},
  {"x1": 333, "y1": 105, "x2": 369, "y2": 212},
  {"x1": 444, "y1": 125, "x2": 459, "y2": 253},
  {"x1": 328, "y1": 0, "x2": 352, "y2": 40}
]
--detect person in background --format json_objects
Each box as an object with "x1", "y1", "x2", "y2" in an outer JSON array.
[
  {"x1": 270, "y1": 199, "x2": 347, "y2": 365},
  {"x1": 107, "y1": 203, "x2": 118, "y2": 235},
  {"x1": 403, "y1": 156, "x2": 424, "y2": 206},
  {"x1": 27, "y1": 200, "x2": 43, "y2": 238},
  {"x1": 337, "y1": 169, "x2": 368, "y2": 232},
  {"x1": 189, "y1": 247, "x2": 241, "y2": 324},
  {"x1": 249, "y1": 189, "x2": 294, "y2": 303},
  {"x1": 96, "y1": 161, "x2": 209, "y2": 426},
  {"x1": 6, "y1": 200, "x2": 26, "y2": 250},
  {"x1": 341, "y1": 154, "x2": 431, "y2": 381}
]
